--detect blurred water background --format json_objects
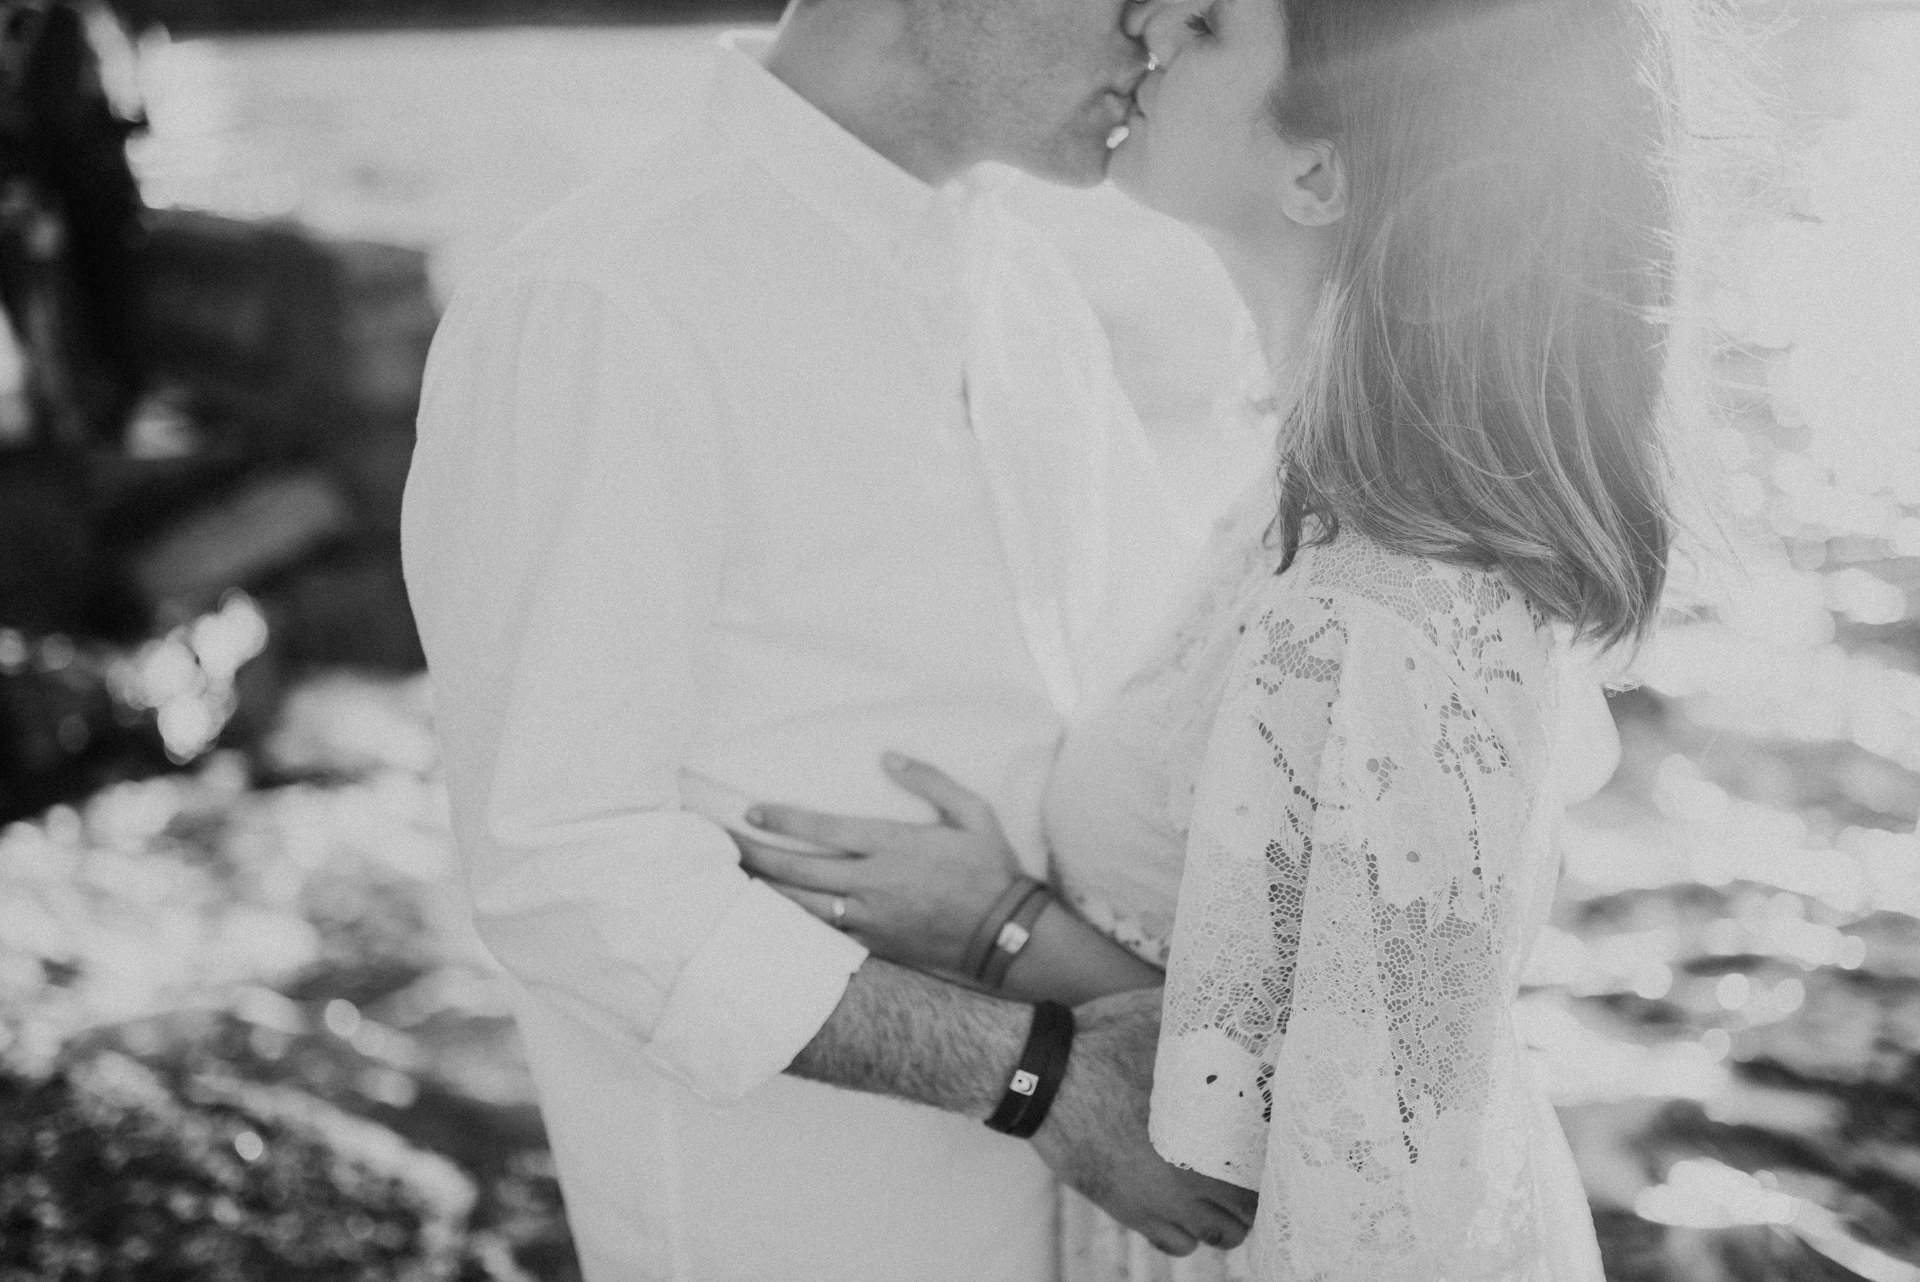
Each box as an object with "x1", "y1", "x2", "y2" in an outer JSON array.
[{"x1": 3, "y1": 4, "x2": 1919, "y2": 1279}]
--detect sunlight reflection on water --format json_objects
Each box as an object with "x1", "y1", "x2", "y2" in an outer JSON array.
[{"x1": 130, "y1": 26, "x2": 728, "y2": 282}]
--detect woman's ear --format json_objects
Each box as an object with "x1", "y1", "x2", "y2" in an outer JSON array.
[{"x1": 1279, "y1": 139, "x2": 1346, "y2": 227}]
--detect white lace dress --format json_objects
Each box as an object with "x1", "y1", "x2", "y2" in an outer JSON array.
[{"x1": 1045, "y1": 499, "x2": 1607, "y2": 1282}]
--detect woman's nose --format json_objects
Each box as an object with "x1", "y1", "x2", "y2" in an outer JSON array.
[{"x1": 1126, "y1": 0, "x2": 1189, "y2": 69}]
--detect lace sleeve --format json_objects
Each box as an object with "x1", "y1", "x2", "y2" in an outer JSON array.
[{"x1": 1150, "y1": 569, "x2": 1548, "y2": 1279}]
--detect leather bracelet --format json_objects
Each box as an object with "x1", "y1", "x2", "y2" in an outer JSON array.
[
  {"x1": 961, "y1": 876, "x2": 1045, "y2": 981},
  {"x1": 984, "y1": 1001, "x2": 1075, "y2": 1139},
  {"x1": 979, "y1": 885, "x2": 1051, "y2": 990}
]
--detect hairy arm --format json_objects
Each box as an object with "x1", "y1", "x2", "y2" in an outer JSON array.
[
  {"x1": 786, "y1": 957, "x2": 1021, "y2": 1117},
  {"x1": 788, "y1": 960, "x2": 1258, "y2": 1256}
]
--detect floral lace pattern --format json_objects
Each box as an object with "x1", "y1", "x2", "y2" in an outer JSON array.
[
  {"x1": 1047, "y1": 486, "x2": 1286, "y2": 973},
  {"x1": 1048, "y1": 495, "x2": 1286, "y2": 1282},
  {"x1": 1149, "y1": 528, "x2": 1568, "y2": 1281}
]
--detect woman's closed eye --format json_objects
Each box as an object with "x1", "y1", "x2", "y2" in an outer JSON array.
[{"x1": 1183, "y1": 6, "x2": 1216, "y2": 37}]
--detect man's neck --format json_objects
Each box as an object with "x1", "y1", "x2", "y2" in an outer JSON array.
[{"x1": 764, "y1": 2, "x2": 972, "y2": 188}]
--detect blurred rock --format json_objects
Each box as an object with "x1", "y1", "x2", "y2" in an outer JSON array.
[
  {"x1": 139, "y1": 209, "x2": 434, "y2": 440},
  {"x1": 1855, "y1": 912, "x2": 1920, "y2": 980},
  {"x1": 261, "y1": 549, "x2": 425, "y2": 672},
  {"x1": 129, "y1": 468, "x2": 356, "y2": 618},
  {"x1": 1735, "y1": 970, "x2": 1920, "y2": 1085},
  {"x1": 0, "y1": 457, "x2": 134, "y2": 636},
  {"x1": 328, "y1": 237, "x2": 437, "y2": 425}
]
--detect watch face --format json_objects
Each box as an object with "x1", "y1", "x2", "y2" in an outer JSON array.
[{"x1": 1010, "y1": 1070, "x2": 1040, "y2": 1096}]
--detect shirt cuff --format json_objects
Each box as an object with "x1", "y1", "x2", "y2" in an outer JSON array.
[{"x1": 647, "y1": 877, "x2": 869, "y2": 1102}]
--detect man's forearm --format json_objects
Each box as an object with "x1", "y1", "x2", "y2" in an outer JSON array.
[
  {"x1": 786, "y1": 957, "x2": 1025, "y2": 1119},
  {"x1": 792, "y1": 966, "x2": 1259, "y2": 1253}
]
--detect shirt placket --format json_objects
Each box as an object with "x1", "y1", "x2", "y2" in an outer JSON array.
[
  {"x1": 950, "y1": 203, "x2": 1085, "y2": 721},
  {"x1": 892, "y1": 195, "x2": 971, "y2": 452}
]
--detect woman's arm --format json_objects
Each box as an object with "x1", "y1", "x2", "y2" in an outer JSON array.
[
  {"x1": 733, "y1": 753, "x2": 1164, "y2": 1005},
  {"x1": 996, "y1": 898, "x2": 1164, "y2": 1005},
  {"x1": 1151, "y1": 573, "x2": 1554, "y2": 1269}
]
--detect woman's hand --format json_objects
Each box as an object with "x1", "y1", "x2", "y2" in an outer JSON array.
[{"x1": 735, "y1": 752, "x2": 1025, "y2": 976}]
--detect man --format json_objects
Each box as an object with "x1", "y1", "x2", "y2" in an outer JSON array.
[{"x1": 400, "y1": 0, "x2": 1251, "y2": 1272}]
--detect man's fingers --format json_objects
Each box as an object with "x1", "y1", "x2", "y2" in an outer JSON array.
[
  {"x1": 746, "y1": 803, "x2": 927, "y2": 854},
  {"x1": 1168, "y1": 1167, "x2": 1255, "y2": 1244},
  {"x1": 736, "y1": 837, "x2": 858, "y2": 893},
  {"x1": 880, "y1": 752, "x2": 995, "y2": 830},
  {"x1": 1143, "y1": 1222, "x2": 1199, "y2": 1258},
  {"x1": 1193, "y1": 1203, "x2": 1252, "y2": 1249},
  {"x1": 1210, "y1": 1185, "x2": 1258, "y2": 1230}
]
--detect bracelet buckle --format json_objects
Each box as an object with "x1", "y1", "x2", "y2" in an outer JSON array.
[
  {"x1": 984, "y1": 1001, "x2": 1076, "y2": 1138},
  {"x1": 961, "y1": 875, "x2": 1048, "y2": 986}
]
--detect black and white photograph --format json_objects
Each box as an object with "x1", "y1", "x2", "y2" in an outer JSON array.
[{"x1": 0, "y1": 0, "x2": 1917, "y2": 1277}]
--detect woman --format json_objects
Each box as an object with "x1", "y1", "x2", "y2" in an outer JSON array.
[{"x1": 738, "y1": 0, "x2": 1685, "y2": 1275}]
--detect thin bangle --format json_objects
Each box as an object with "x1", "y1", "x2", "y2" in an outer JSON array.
[
  {"x1": 961, "y1": 875, "x2": 1044, "y2": 980},
  {"x1": 980, "y1": 886, "x2": 1052, "y2": 990},
  {"x1": 983, "y1": 1000, "x2": 1075, "y2": 1139}
]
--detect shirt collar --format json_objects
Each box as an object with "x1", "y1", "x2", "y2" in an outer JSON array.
[{"x1": 706, "y1": 31, "x2": 970, "y2": 272}]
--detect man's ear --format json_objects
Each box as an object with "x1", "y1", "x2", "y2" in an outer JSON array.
[{"x1": 1278, "y1": 139, "x2": 1346, "y2": 227}]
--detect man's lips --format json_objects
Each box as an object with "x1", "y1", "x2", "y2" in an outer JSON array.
[
  {"x1": 1100, "y1": 74, "x2": 1148, "y2": 150},
  {"x1": 1100, "y1": 89, "x2": 1136, "y2": 150}
]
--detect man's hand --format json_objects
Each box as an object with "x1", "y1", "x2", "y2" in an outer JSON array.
[{"x1": 1033, "y1": 988, "x2": 1257, "y2": 1255}]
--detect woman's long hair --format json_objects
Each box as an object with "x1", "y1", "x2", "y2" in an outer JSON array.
[{"x1": 1269, "y1": 0, "x2": 1689, "y2": 651}]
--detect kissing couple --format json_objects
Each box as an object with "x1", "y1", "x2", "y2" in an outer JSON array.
[{"x1": 402, "y1": 0, "x2": 1694, "y2": 1276}]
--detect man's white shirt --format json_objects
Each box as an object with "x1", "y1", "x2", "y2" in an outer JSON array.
[{"x1": 403, "y1": 33, "x2": 1193, "y2": 1282}]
